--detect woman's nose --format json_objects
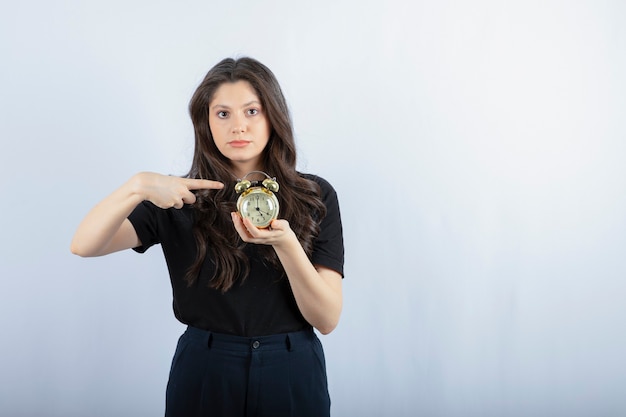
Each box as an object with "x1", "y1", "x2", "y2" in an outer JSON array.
[{"x1": 231, "y1": 114, "x2": 246, "y2": 133}]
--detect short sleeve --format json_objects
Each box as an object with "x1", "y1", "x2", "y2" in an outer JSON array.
[
  {"x1": 127, "y1": 201, "x2": 161, "y2": 253},
  {"x1": 310, "y1": 177, "x2": 345, "y2": 277}
]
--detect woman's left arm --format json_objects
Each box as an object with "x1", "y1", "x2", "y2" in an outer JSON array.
[{"x1": 231, "y1": 213, "x2": 342, "y2": 334}]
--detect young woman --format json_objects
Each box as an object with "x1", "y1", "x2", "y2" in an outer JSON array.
[{"x1": 70, "y1": 57, "x2": 344, "y2": 417}]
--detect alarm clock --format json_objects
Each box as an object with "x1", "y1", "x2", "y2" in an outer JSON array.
[{"x1": 235, "y1": 171, "x2": 280, "y2": 228}]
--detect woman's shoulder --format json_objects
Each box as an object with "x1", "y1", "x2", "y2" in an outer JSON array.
[{"x1": 297, "y1": 172, "x2": 336, "y2": 193}]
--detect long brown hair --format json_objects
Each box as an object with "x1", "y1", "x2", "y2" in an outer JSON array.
[{"x1": 186, "y1": 57, "x2": 326, "y2": 291}]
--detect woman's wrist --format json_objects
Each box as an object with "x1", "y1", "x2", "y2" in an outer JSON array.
[
  {"x1": 271, "y1": 227, "x2": 301, "y2": 254},
  {"x1": 126, "y1": 172, "x2": 152, "y2": 203}
]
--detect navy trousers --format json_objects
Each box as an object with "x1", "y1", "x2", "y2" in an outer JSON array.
[{"x1": 165, "y1": 326, "x2": 331, "y2": 417}]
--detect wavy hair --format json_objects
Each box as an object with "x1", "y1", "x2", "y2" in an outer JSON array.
[{"x1": 186, "y1": 57, "x2": 326, "y2": 291}]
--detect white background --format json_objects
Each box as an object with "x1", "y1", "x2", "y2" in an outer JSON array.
[{"x1": 1, "y1": 1, "x2": 625, "y2": 416}]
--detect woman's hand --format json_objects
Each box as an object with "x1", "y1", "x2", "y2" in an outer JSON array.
[
  {"x1": 136, "y1": 172, "x2": 224, "y2": 209},
  {"x1": 230, "y1": 212, "x2": 296, "y2": 248}
]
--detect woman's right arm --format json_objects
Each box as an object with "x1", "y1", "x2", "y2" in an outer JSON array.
[{"x1": 70, "y1": 172, "x2": 224, "y2": 257}]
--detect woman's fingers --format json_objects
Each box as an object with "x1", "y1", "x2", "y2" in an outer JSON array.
[
  {"x1": 231, "y1": 214, "x2": 292, "y2": 245},
  {"x1": 231, "y1": 212, "x2": 253, "y2": 239},
  {"x1": 182, "y1": 178, "x2": 225, "y2": 191},
  {"x1": 144, "y1": 175, "x2": 225, "y2": 209},
  {"x1": 179, "y1": 178, "x2": 224, "y2": 207}
]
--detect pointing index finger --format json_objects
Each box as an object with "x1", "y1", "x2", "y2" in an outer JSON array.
[{"x1": 183, "y1": 178, "x2": 225, "y2": 190}]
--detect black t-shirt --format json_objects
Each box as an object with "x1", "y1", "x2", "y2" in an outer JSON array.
[{"x1": 127, "y1": 174, "x2": 344, "y2": 337}]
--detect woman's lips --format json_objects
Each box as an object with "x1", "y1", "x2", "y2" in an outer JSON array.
[{"x1": 229, "y1": 140, "x2": 250, "y2": 148}]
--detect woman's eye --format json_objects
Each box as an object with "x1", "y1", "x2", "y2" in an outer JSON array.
[
  {"x1": 217, "y1": 111, "x2": 228, "y2": 118},
  {"x1": 247, "y1": 108, "x2": 259, "y2": 116}
]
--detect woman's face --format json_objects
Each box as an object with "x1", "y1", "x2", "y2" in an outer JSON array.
[{"x1": 208, "y1": 80, "x2": 271, "y2": 177}]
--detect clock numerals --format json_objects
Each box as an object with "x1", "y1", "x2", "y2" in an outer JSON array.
[{"x1": 237, "y1": 187, "x2": 279, "y2": 229}]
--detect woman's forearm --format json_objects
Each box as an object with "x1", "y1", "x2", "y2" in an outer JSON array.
[
  {"x1": 70, "y1": 175, "x2": 145, "y2": 257},
  {"x1": 273, "y1": 234, "x2": 343, "y2": 334}
]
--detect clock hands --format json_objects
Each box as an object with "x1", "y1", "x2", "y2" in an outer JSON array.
[
  {"x1": 251, "y1": 195, "x2": 272, "y2": 217},
  {"x1": 235, "y1": 173, "x2": 279, "y2": 228},
  {"x1": 251, "y1": 196, "x2": 267, "y2": 218}
]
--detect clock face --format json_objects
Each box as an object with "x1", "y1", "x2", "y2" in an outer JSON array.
[{"x1": 237, "y1": 188, "x2": 280, "y2": 228}]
